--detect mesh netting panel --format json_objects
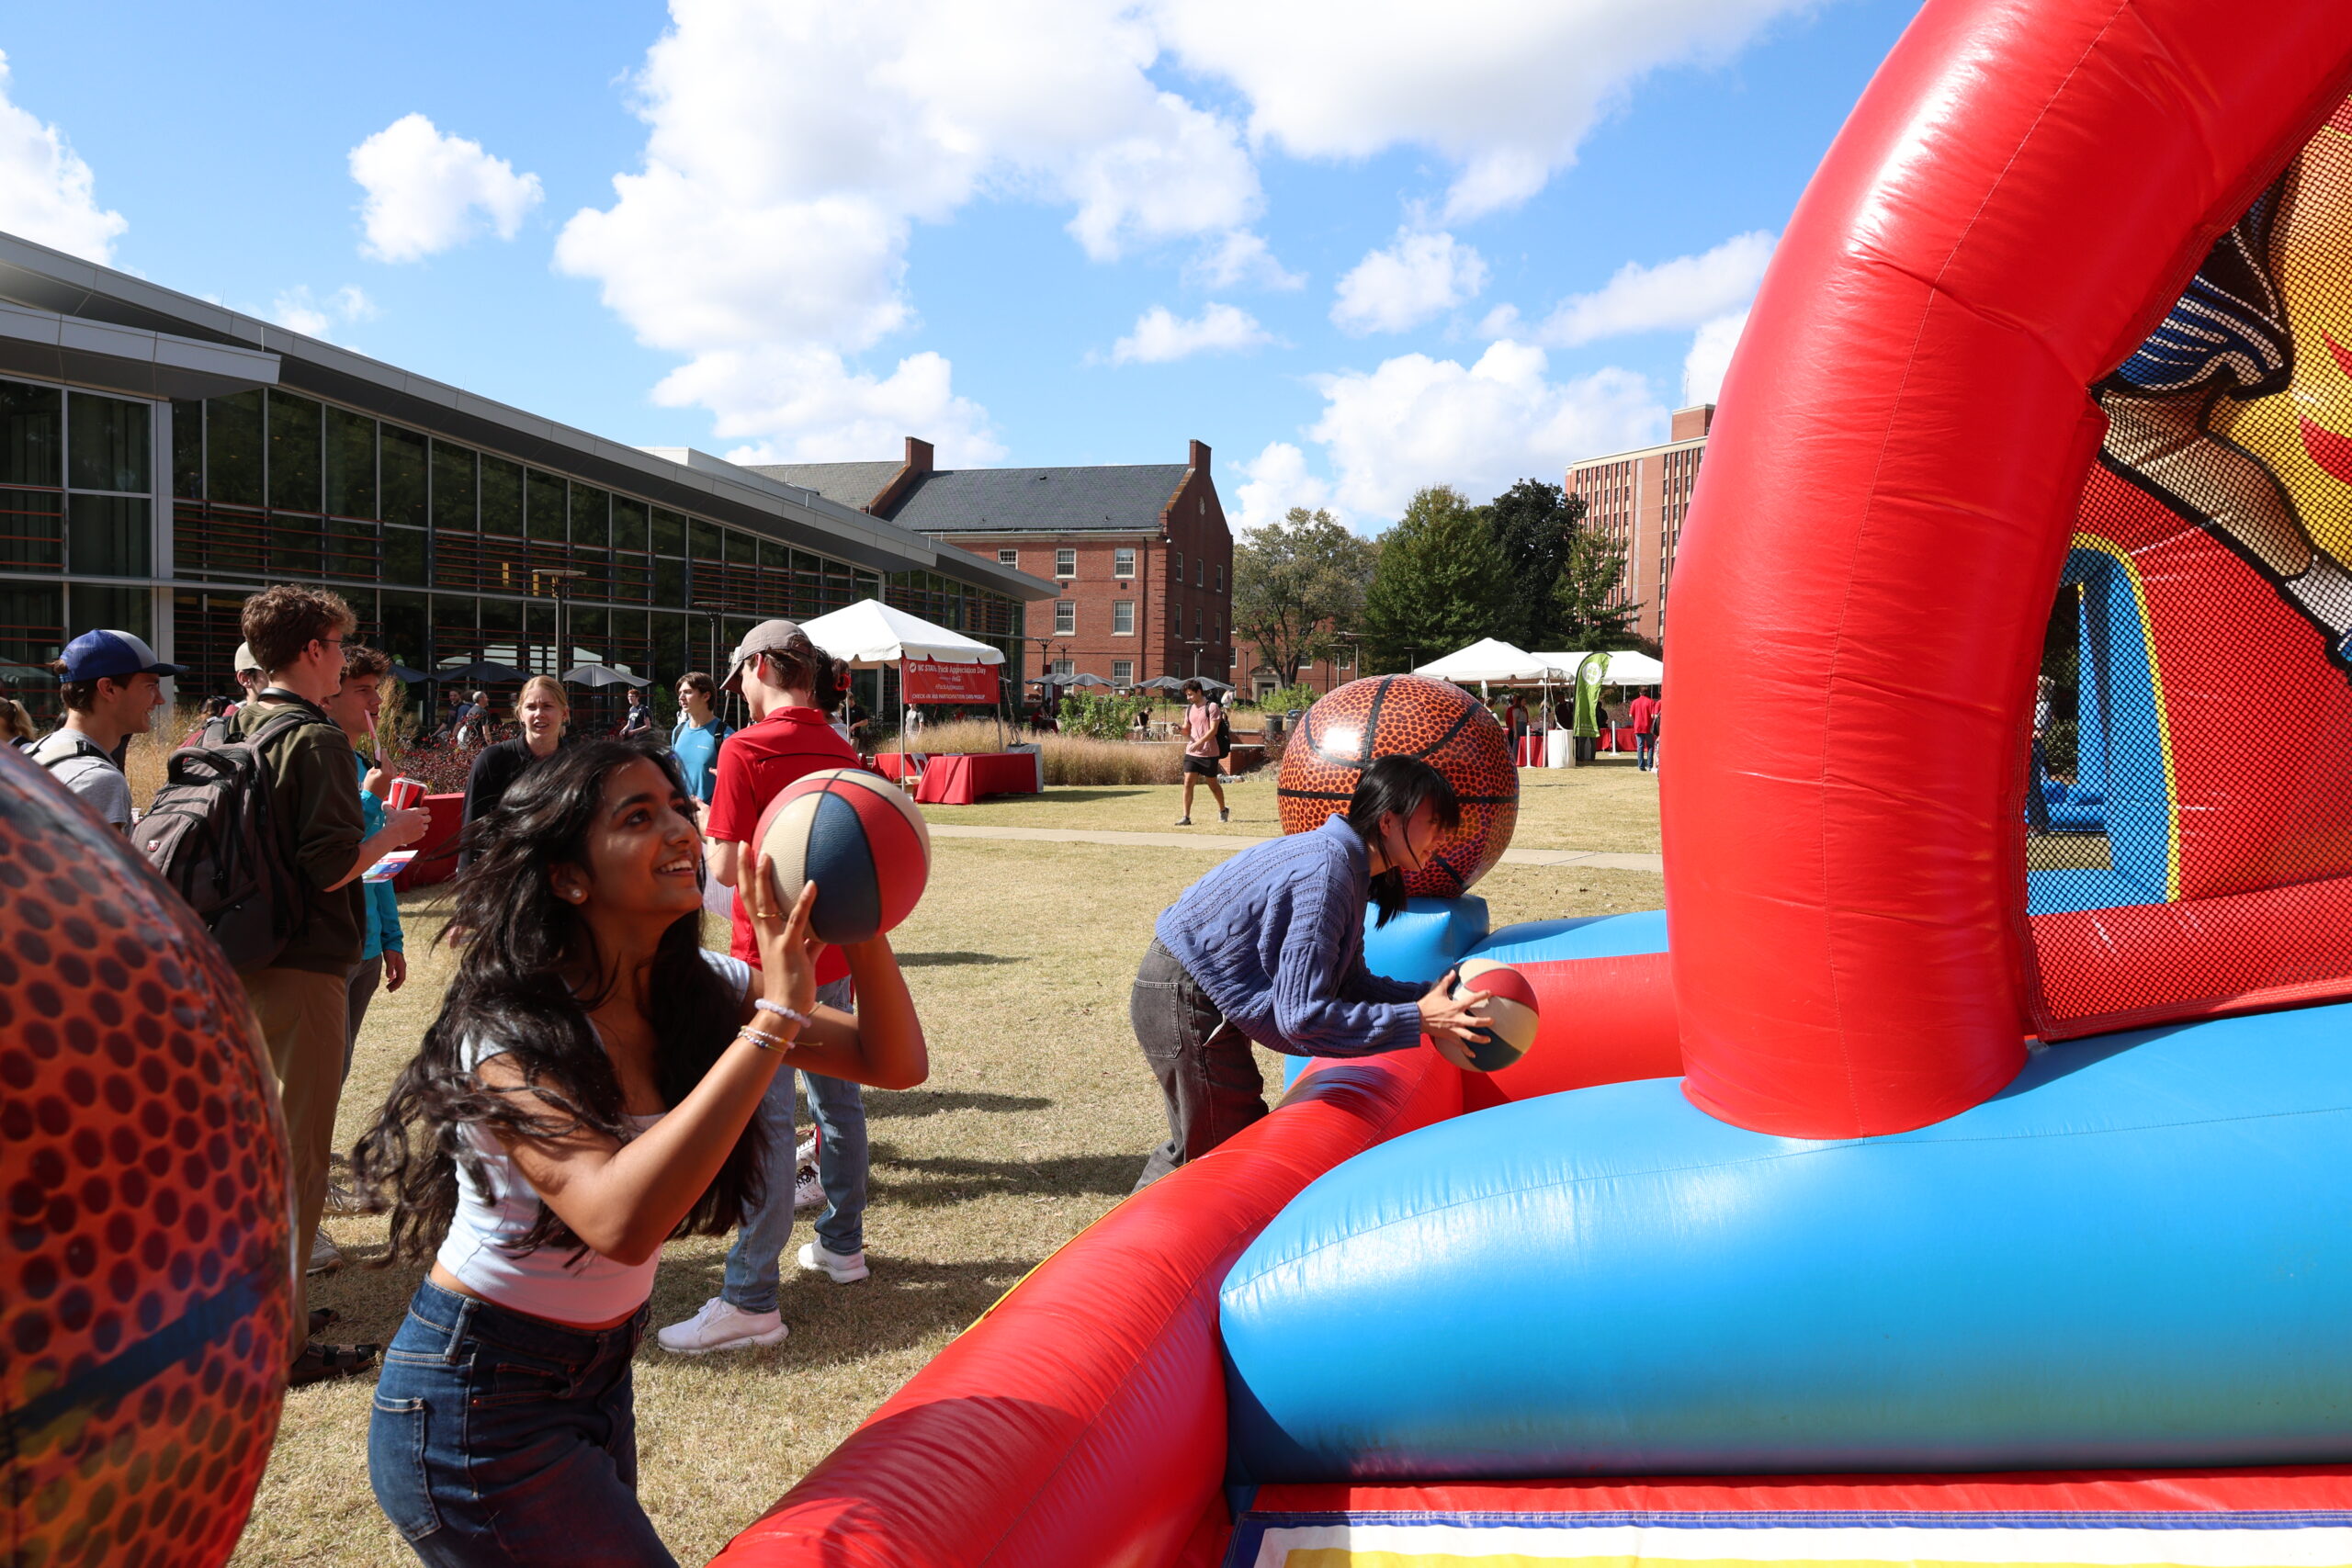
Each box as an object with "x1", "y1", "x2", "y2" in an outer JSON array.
[{"x1": 2023, "y1": 98, "x2": 2352, "y2": 1037}]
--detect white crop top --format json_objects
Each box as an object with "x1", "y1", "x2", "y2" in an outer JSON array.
[{"x1": 435, "y1": 951, "x2": 752, "y2": 1322}]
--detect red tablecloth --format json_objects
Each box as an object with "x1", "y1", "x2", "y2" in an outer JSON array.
[
  {"x1": 871, "y1": 752, "x2": 919, "y2": 784},
  {"x1": 913, "y1": 751, "x2": 1042, "y2": 806},
  {"x1": 1515, "y1": 734, "x2": 1546, "y2": 767}
]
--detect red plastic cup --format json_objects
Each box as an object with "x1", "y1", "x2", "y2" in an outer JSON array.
[{"x1": 386, "y1": 777, "x2": 426, "y2": 810}]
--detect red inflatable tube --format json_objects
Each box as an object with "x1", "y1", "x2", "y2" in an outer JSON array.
[
  {"x1": 1464, "y1": 952, "x2": 1682, "y2": 1111},
  {"x1": 1662, "y1": 0, "x2": 2352, "y2": 1137},
  {"x1": 710, "y1": 1047, "x2": 1462, "y2": 1568}
]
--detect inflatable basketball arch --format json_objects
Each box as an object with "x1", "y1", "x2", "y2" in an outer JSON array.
[{"x1": 707, "y1": 0, "x2": 2352, "y2": 1560}]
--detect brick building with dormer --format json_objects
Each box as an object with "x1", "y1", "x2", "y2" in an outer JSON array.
[{"x1": 755, "y1": 436, "x2": 1231, "y2": 692}]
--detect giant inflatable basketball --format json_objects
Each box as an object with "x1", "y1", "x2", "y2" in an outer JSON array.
[
  {"x1": 755, "y1": 767, "x2": 931, "y2": 946},
  {"x1": 0, "y1": 747, "x2": 292, "y2": 1568},
  {"x1": 1276, "y1": 675, "x2": 1518, "y2": 897}
]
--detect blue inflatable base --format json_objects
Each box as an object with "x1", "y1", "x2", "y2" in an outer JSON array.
[{"x1": 1224, "y1": 999, "x2": 2352, "y2": 1481}]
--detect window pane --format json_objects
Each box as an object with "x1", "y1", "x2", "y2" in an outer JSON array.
[
  {"x1": 568, "y1": 604, "x2": 608, "y2": 667},
  {"x1": 481, "y1": 457, "x2": 523, "y2": 537},
  {"x1": 269, "y1": 513, "x2": 321, "y2": 580},
  {"x1": 324, "y1": 406, "x2": 377, "y2": 518},
  {"x1": 381, "y1": 426, "x2": 427, "y2": 526},
  {"x1": 384, "y1": 525, "x2": 427, "y2": 586},
  {"x1": 327, "y1": 517, "x2": 380, "y2": 582},
  {"x1": 724, "y1": 528, "x2": 754, "y2": 565},
  {"x1": 68, "y1": 392, "x2": 152, "y2": 495},
  {"x1": 758, "y1": 537, "x2": 786, "y2": 571},
  {"x1": 171, "y1": 400, "x2": 203, "y2": 499},
  {"x1": 380, "y1": 591, "x2": 430, "y2": 672},
  {"x1": 67, "y1": 494, "x2": 150, "y2": 577},
  {"x1": 571, "y1": 485, "x2": 609, "y2": 549},
  {"x1": 207, "y1": 390, "x2": 264, "y2": 507},
  {"x1": 1113, "y1": 660, "x2": 1133, "y2": 685},
  {"x1": 1114, "y1": 547, "x2": 1134, "y2": 576},
  {"x1": 651, "y1": 507, "x2": 684, "y2": 557},
  {"x1": 433, "y1": 594, "x2": 478, "y2": 667},
  {"x1": 0, "y1": 384, "x2": 62, "y2": 488},
  {"x1": 526, "y1": 470, "x2": 566, "y2": 542},
  {"x1": 1113, "y1": 601, "x2": 1134, "y2": 635},
  {"x1": 480, "y1": 596, "x2": 524, "y2": 668},
  {"x1": 69, "y1": 582, "x2": 149, "y2": 642},
  {"x1": 612, "y1": 496, "x2": 648, "y2": 554},
  {"x1": 432, "y1": 442, "x2": 477, "y2": 532},
  {"x1": 0, "y1": 488, "x2": 63, "y2": 570},
  {"x1": 264, "y1": 391, "x2": 319, "y2": 511},
  {"x1": 655, "y1": 556, "x2": 684, "y2": 606},
  {"x1": 998, "y1": 547, "x2": 1016, "y2": 567},
  {"x1": 1054, "y1": 600, "x2": 1075, "y2": 635}
]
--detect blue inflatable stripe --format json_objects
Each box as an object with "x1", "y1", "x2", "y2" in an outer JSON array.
[
  {"x1": 1223, "y1": 1000, "x2": 2352, "y2": 1482},
  {"x1": 1468, "y1": 908, "x2": 1669, "y2": 964},
  {"x1": 803, "y1": 788, "x2": 882, "y2": 944}
]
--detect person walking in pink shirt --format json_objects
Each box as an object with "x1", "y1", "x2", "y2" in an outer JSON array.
[{"x1": 1175, "y1": 680, "x2": 1229, "y2": 827}]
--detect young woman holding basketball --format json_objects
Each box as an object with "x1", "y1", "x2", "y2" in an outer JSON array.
[
  {"x1": 355, "y1": 739, "x2": 924, "y2": 1566},
  {"x1": 1131, "y1": 754, "x2": 1495, "y2": 1189}
]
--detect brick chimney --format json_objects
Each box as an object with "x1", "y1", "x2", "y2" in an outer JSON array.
[
  {"x1": 1189, "y1": 437, "x2": 1210, "y2": 474},
  {"x1": 865, "y1": 435, "x2": 935, "y2": 517}
]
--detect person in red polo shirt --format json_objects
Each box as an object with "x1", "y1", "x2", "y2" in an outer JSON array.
[
  {"x1": 1629, "y1": 686, "x2": 1662, "y2": 773},
  {"x1": 658, "y1": 618, "x2": 876, "y2": 1356}
]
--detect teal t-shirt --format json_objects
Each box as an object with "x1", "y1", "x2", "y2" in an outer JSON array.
[{"x1": 671, "y1": 716, "x2": 729, "y2": 801}]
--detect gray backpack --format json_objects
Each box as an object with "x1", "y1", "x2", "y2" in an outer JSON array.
[{"x1": 135, "y1": 708, "x2": 322, "y2": 973}]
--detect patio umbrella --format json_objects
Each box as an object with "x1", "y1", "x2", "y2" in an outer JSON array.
[
  {"x1": 387, "y1": 664, "x2": 431, "y2": 685},
  {"x1": 1028, "y1": 672, "x2": 1113, "y2": 688},
  {"x1": 430, "y1": 660, "x2": 530, "y2": 684},
  {"x1": 560, "y1": 663, "x2": 650, "y2": 688}
]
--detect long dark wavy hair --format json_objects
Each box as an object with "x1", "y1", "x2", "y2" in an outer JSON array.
[
  {"x1": 1345, "y1": 755, "x2": 1462, "y2": 926},
  {"x1": 354, "y1": 739, "x2": 763, "y2": 1264}
]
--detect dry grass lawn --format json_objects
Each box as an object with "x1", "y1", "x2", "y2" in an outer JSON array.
[
  {"x1": 231, "y1": 781, "x2": 1663, "y2": 1564},
  {"x1": 921, "y1": 756, "x2": 1662, "y2": 854}
]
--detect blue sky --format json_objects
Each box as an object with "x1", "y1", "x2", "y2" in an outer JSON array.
[{"x1": 0, "y1": 0, "x2": 1920, "y2": 533}]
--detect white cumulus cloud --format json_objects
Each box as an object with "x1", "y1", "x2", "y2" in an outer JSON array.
[
  {"x1": 268, "y1": 284, "x2": 379, "y2": 342},
  {"x1": 1308, "y1": 340, "x2": 1664, "y2": 522},
  {"x1": 1232, "y1": 440, "x2": 1341, "y2": 532},
  {"x1": 684, "y1": 346, "x2": 1004, "y2": 467},
  {"x1": 1528, "y1": 231, "x2": 1774, "y2": 345},
  {"x1": 1187, "y1": 229, "x2": 1305, "y2": 291},
  {"x1": 351, "y1": 113, "x2": 544, "y2": 263},
  {"x1": 1148, "y1": 0, "x2": 1820, "y2": 218},
  {"x1": 557, "y1": 0, "x2": 1261, "y2": 457},
  {"x1": 1109, "y1": 301, "x2": 1272, "y2": 364},
  {"x1": 0, "y1": 51, "x2": 126, "y2": 264},
  {"x1": 1682, "y1": 309, "x2": 1747, "y2": 404},
  {"x1": 1331, "y1": 231, "x2": 1488, "y2": 336}
]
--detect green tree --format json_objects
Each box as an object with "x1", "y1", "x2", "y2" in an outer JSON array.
[
  {"x1": 1478, "y1": 478, "x2": 1586, "y2": 650},
  {"x1": 1361, "y1": 484, "x2": 1510, "y2": 672},
  {"x1": 1553, "y1": 526, "x2": 1641, "y2": 648},
  {"x1": 1231, "y1": 507, "x2": 1378, "y2": 686}
]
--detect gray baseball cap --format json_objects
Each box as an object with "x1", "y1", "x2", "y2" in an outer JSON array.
[
  {"x1": 720, "y1": 618, "x2": 805, "y2": 694},
  {"x1": 232, "y1": 641, "x2": 261, "y2": 674}
]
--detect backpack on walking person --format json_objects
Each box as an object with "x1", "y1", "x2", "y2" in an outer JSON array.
[
  {"x1": 134, "y1": 707, "x2": 324, "y2": 973},
  {"x1": 1214, "y1": 703, "x2": 1232, "y2": 759}
]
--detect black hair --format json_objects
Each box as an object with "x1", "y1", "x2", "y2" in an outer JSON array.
[
  {"x1": 354, "y1": 738, "x2": 763, "y2": 1264},
  {"x1": 1344, "y1": 755, "x2": 1463, "y2": 926}
]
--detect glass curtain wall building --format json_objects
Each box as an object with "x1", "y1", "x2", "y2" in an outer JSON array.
[{"x1": 0, "y1": 233, "x2": 1045, "y2": 724}]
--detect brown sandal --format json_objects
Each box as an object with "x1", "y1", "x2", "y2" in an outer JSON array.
[
  {"x1": 309, "y1": 1307, "x2": 340, "y2": 1337},
  {"x1": 288, "y1": 1341, "x2": 379, "y2": 1387}
]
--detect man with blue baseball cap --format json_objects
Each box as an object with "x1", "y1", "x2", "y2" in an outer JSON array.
[{"x1": 30, "y1": 628, "x2": 180, "y2": 832}]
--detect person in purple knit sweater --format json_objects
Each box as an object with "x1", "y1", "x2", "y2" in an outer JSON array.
[{"x1": 1131, "y1": 755, "x2": 1497, "y2": 1188}]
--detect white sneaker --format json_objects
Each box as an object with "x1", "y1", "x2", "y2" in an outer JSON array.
[
  {"x1": 794, "y1": 1131, "x2": 818, "y2": 1167},
  {"x1": 797, "y1": 1240, "x2": 870, "y2": 1284},
  {"x1": 656, "y1": 1296, "x2": 788, "y2": 1354},
  {"x1": 792, "y1": 1164, "x2": 825, "y2": 1214},
  {"x1": 307, "y1": 1229, "x2": 343, "y2": 1276}
]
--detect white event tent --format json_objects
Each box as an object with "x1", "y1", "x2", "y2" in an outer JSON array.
[
  {"x1": 798, "y1": 598, "x2": 1006, "y2": 668},
  {"x1": 1539, "y1": 649, "x2": 1665, "y2": 688},
  {"x1": 1411, "y1": 638, "x2": 1566, "y2": 691}
]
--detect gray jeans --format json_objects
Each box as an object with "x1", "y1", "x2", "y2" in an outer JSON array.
[{"x1": 1131, "y1": 939, "x2": 1266, "y2": 1190}]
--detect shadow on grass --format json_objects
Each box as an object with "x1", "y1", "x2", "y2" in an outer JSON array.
[
  {"x1": 865, "y1": 1089, "x2": 1053, "y2": 1118},
  {"x1": 865, "y1": 1147, "x2": 1138, "y2": 1208},
  {"x1": 894, "y1": 951, "x2": 1028, "y2": 967},
  {"x1": 646, "y1": 1253, "x2": 1035, "y2": 1364}
]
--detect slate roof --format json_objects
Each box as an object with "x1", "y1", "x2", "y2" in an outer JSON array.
[
  {"x1": 887, "y1": 464, "x2": 1189, "y2": 534},
  {"x1": 744, "y1": 461, "x2": 902, "y2": 511}
]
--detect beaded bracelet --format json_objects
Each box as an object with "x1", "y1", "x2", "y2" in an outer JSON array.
[
  {"x1": 736, "y1": 1024, "x2": 791, "y2": 1053},
  {"x1": 752, "y1": 998, "x2": 814, "y2": 1031}
]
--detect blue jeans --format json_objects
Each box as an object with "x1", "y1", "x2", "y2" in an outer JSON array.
[
  {"x1": 722, "y1": 977, "x2": 864, "y2": 1312},
  {"x1": 1636, "y1": 732, "x2": 1658, "y2": 770},
  {"x1": 369, "y1": 1279, "x2": 671, "y2": 1566}
]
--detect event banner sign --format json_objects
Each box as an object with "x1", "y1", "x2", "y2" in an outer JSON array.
[{"x1": 903, "y1": 659, "x2": 1000, "y2": 704}]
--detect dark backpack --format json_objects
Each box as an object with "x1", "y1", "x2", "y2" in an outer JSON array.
[
  {"x1": 135, "y1": 707, "x2": 323, "y2": 973},
  {"x1": 1214, "y1": 703, "x2": 1233, "y2": 758}
]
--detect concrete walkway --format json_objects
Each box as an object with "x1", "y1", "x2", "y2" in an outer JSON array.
[{"x1": 924, "y1": 821, "x2": 1663, "y2": 874}]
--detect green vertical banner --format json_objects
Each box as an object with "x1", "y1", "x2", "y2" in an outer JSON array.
[{"x1": 1574, "y1": 652, "x2": 1611, "y2": 738}]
